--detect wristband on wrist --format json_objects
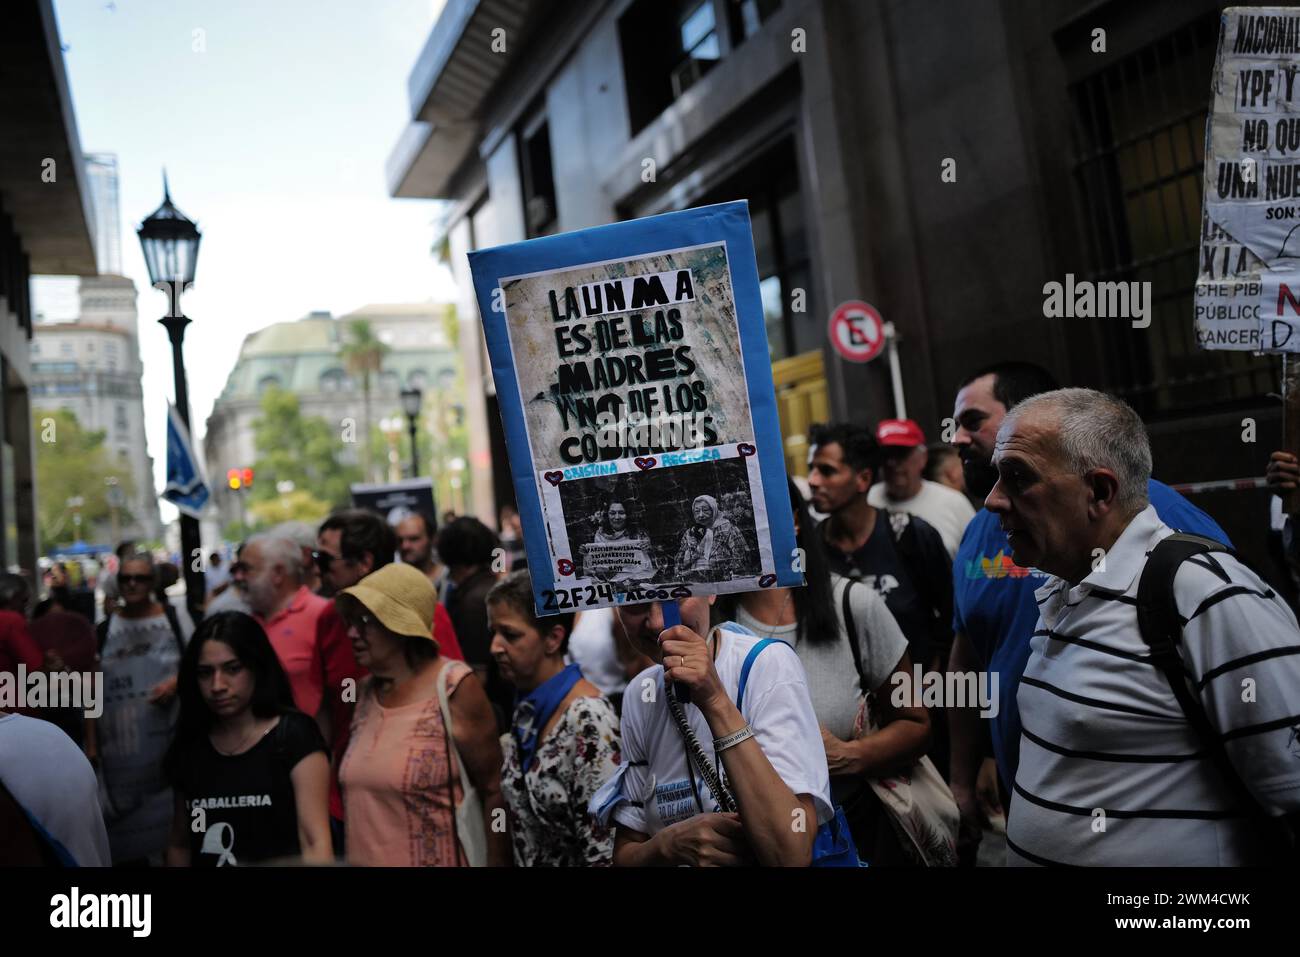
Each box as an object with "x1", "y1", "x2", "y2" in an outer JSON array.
[{"x1": 713, "y1": 724, "x2": 753, "y2": 752}]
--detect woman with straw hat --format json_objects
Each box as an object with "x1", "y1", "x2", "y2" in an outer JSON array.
[{"x1": 336, "y1": 563, "x2": 510, "y2": 866}]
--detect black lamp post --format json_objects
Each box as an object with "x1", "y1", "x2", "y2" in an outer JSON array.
[
  {"x1": 400, "y1": 387, "x2": 423, "y2": 478},
  {"x1": 138, "y1": 173, "x2": 205, "y2": 622}
]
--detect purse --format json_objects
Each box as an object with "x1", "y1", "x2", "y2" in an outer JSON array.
[
  {"x1": 436, "y1": 661, "x2": 489, "y2": 867},
  {"x1": 840, "y1": 580, "x2": 960, "y2": 867}
]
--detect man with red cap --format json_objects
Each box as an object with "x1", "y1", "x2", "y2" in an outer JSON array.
[{"x1": 869, "y1": 419, "x2": 976, "y2": 559}]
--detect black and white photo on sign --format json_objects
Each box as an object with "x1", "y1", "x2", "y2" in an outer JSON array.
[{"x1": 555, "y1": 457, "x2": 764, "y2": 585}]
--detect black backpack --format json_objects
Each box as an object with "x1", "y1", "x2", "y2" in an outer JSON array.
[
  {"x1": 886, "y1": 511, "x2": 953, "y2": 663},
  {"x1": 1135, "y1": 533, "x2": 1298, "y2": 863}
]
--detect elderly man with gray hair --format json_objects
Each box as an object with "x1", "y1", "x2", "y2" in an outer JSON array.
[
  {"x1": 242, "y1": 536, "x2": 357, "y2": 741},
  {"x1": 987, "y1": 388, "x2": 1300, "y2": 866}
]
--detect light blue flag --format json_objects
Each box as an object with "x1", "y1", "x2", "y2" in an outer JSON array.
[{"x1": 162, "y1": 403, "x2": 210, "y2": 518}]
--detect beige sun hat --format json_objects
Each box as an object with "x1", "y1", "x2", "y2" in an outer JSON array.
[{"x1": 339, "y1": 562, "x2": 438, "y2": 643}]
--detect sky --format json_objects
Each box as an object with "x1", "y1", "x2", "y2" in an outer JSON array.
[{"x1": 36, "y1": 0, "x2": 457, "y2": 522}]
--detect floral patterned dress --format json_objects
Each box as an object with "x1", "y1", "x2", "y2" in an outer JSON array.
[{"x1": 499, "y1": 695, "x2": 621, "y2": 866}]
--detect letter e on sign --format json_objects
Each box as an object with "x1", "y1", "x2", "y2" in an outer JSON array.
[{"x1": 828, "y1": 301, "x2": 885, "y2": 363}]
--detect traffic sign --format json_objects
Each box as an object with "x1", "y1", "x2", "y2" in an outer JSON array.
[{"x1": 828, "y1": 300, "x2": 885, "y2": 363}]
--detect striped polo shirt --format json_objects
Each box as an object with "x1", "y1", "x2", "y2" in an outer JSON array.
[{"x1": 1007, "y1": 505, "x2": 1300, "y2": 866}]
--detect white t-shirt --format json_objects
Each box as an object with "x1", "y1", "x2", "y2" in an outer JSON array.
[
  {"x1": 567, "y1": 607, "x2": 627, "y2": 697},
  {"x1": 735, "y1": 577, "x2": 908, "y2": 805},
  {"x1": 868, "y1": 479, "x2": 976, "y2": 558},
  {"x1": 600, "y1": 624, "x2": 833, "y2": 836},
  {"x1": 0, "y1": 713, "x2": 110, "y2": 866}
]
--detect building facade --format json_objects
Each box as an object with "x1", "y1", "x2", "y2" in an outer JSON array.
[
  {"x1": 84, "y1": 153, "x2": 122, "y2": 276},
  {"x1": 30, "y1": 274, "x2": 162, "y2": 542},
  {"x1": 0, "y1": 0, "x2": 100, "y2": 574},
  {"x1": 203, "y1": 303, "x2": 461, "y2": 531},
  {"x1": 387, "y1": 0, "x2": 1277, "y2": 560}
]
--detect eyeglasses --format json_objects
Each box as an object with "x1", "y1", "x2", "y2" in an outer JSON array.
[
  {"x1": 311, "y1": 550, "x2": 337, "y2": 574},
  {"x1": 343, "y1": 612, "x2": 375, "y2": 632},
  {"x1": 119, "y1": 574, "x2": 153, "y2": 585}
]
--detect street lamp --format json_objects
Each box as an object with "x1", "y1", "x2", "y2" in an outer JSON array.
[
  {"x1": 105, "y1": 477, "x2": 124, "y2": 544},
  {"x1": 379, "y1": 417, "x2": 403, "y2": 483},
  {"x1": 448, "y1": 456, "x2": 466, "y2": 514},
  {"x1": 400, "y1": 387, "x2": 422, "y2": 478},
  {"x1": 276, "y1": 480, "x2": 295, "y2": 522},
  {"x1": 138, "y1": 172, "x2": 205, "y2": 621},
  {"x1": 67, "y1": 496, "x2": 84, "y2": 540}
]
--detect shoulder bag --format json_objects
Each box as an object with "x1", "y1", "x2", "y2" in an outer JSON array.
[
  {"x1": 436, "y1": 661, "x2": 489, "y2": 866},
  {"x1": 841, "y1": 579, "x2": 960, "y2": 866}
]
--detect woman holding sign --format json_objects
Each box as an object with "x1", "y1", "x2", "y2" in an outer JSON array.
[
  {"x1": 714, "y1": 480, "x2": 935, "y2": 864},
  {"x1": 590, "y1": 593, "x2": 833, "y2": 866}
]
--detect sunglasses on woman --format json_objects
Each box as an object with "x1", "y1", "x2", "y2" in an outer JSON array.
[
  {"x1": 118, "y1": 574, "x2": 153, "y2": 585},
  {"x1": 343, "y1": 611, "x2": 376, "y2": 632}
]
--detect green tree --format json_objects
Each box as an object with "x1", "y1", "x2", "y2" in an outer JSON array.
[
  {"x1": 249, "y1": 386, "x2": 362, "y2": 511},
  {"x1": 340, "y1": 319, "x2": 390, "y2": 483},
  {"x1": 32, "y1": 409, "x2": 137, "y2": 547},
  {"x1": 248, "y1": 487, "x2": 333, "y2": 529}
]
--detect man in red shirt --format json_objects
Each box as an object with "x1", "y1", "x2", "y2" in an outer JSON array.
[
  {"x1": 243, "y1": 536, "x2": 355, "y2": 739},
  {"x1": 317, "y1": 508, "x2": 463, "y2": 659}
]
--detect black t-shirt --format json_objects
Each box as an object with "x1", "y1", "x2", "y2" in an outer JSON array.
[
  {"x1": 822, "y1": 511, "x2": 953, "y2": 665},
  {"x1": 179, "y1": 711, "x2": 327, "y2": 867}
]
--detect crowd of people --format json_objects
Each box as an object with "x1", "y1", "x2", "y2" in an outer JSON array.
[{"x1": 1, "y1": 360, "x2": 1298, "y2": 867}]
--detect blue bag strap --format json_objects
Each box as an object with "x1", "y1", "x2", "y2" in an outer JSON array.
[{"x1": 735, "y1": 637, "x2": 792, "y2": 712}]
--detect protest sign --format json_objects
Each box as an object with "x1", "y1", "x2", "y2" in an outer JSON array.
[
  {"x1": 1195, "y1": 7, "x2": 1300, "y2": 351},
  {"x1": 350, "y1": 478, "x2": 437, "y2": 527},
  {"x1": 468, "y1": 201, "x2": 801, "y2": 616}
]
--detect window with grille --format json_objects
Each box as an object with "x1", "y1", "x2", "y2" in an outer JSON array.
[{"x1": 1067, "y1": 13, "x2": 1277, "y2": 414}]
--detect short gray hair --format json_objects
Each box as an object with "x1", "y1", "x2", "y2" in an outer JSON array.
[
  {"x1": 270, "y1": 520, "x2": 317, "y2": 551},
  {"x1": 119, "y1": 551, "x2": 156, "y2": 575},
  {"x1": 247, "y1": 535, "x2": 303, "y2": 584},
  {"x1": 1000, "y1": 387, "x2": 1151, "y2": 515}
]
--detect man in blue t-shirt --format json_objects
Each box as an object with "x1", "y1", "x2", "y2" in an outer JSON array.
[{"x1": 947, "y1": 362, "x2": 1230, "y2": 856}]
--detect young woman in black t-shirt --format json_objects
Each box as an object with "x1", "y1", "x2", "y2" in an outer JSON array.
[{"x1": 162, "y1": 612, "x2": 331, "y2": 866}]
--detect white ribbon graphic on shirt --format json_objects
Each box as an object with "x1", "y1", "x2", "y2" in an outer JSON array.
[{"x1": 201, "y1": 822, "x2": 238, "y2": 867}]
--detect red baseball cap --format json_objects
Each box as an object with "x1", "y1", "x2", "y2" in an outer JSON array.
[{"x1": 876, "y1": 419, "x2": 926, "y2": 448}]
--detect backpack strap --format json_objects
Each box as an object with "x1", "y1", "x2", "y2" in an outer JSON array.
[
  {"x1": 735, "y1": 637, "x2": 791, "y2": 712},
  {"x1": 96, "y1": 616, "x2": 110, "y2": 655},
  {"x1": 840, "y1": 579, "x2": 868, "y2": 695},
  {"x1": 161, "y1": 603, "x2": 186, "y2": 657},
  {"x1": 1135, "y1": 533, "x2": 1292, "y2": 856},
  {"x1": 888, "y1": 511, "x2": 949, "y2": 658}
]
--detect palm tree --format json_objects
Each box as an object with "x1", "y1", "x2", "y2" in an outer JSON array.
[{"x1": 341, "y1": 319, "x2": 390, "y2": 482}]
